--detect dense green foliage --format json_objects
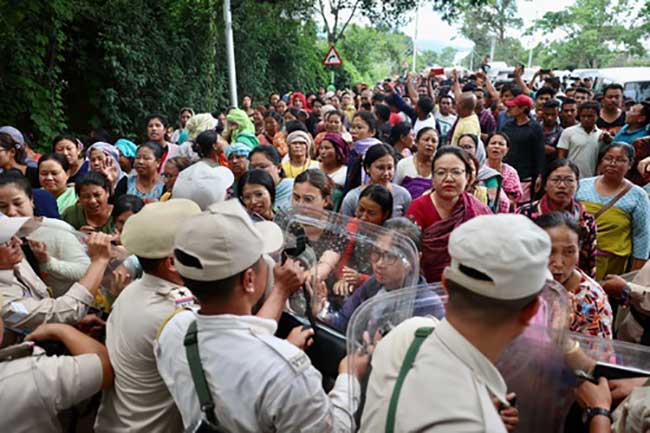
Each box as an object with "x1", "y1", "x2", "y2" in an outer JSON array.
[
  {"x1": 1, "y1": 0, "x2": 647, "y2": 151},
  {"x1": 0, "y1": 0, "x2": 329, "y2": 148}
]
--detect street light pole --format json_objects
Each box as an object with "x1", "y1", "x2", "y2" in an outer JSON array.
[{"x1": 223, "y1": 0, "x2": 238, "y2": 107}]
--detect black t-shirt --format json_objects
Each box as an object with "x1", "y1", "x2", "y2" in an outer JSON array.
[
  {"x1": 597, "y1": 111, "x2": 626, "y2": 134},
  {"x1": 502, "y1": 118, "x2": 545, "y2": 181}
]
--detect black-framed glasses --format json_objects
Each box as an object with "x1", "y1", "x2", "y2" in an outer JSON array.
[{"x1": 370, "y1": 249, "x2": 402, "y2": 265}]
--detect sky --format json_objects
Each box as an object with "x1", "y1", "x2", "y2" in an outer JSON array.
[{"x1": 399, "y1": 0, "x2": 577, "y2": 63}]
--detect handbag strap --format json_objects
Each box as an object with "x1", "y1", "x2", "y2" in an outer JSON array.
[
  {"x1": 184, "y1": 320, "x2": 219, "y2": 426},
  {"x1": 593, "y1": 181, "x2": 632, "y2": 220},
  {"x1": 385, "y1": 327, "x2": 434, "y2": 433}
]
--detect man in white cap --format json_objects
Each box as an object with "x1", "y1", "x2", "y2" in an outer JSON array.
[
  {"x1": 155, "y1": 199, "x2": 367, "y2": 432},
  {"x1": 172, "y1": 161, "x2": 234, "y2": 210},
  {"x1": 94, "y1": 199, "x2": 202, "y2": 433},
  {"x1": 0, "y1": 216, "x2": 112, "y2": 345},
  {"x1": 360, "y1": 214, "x2": 550, "y2": 433}
]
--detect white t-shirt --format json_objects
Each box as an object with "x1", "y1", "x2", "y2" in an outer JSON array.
[
  {"x1": 395, "y1": 156, "x2": 432, "y2": 186},
  {"x1": 435, "y1": 112, "x2": 457, "y2": 143}
]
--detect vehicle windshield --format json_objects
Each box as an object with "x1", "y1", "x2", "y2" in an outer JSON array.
[{"x1": 624, "y1": 81, "x2": 650, "y2": 101}]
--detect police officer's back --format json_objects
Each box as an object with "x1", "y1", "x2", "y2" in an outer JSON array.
[
  {"x1": 156, "y1": 199, "x2": 366, "y2": 432},
  {"x1": 94, "y1": 199, "x2": 201, "y2": 433},
  {"x1": 361, "y1": 214, "x2": 552, "y2": 433}
]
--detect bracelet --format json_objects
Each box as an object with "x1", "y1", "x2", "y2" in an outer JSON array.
[{"x1": 564, "y1": 339, "x2": 580, "y2": 355}]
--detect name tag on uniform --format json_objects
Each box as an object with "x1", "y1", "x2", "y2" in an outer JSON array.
[{"x1": 289, "y1": 352, "x2": 310, "y2": 371}]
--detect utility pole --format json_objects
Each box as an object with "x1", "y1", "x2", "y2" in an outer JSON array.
[
  {"x1": 224, "y1": 0, "x2": 238, "y2": 107},
  {"x1": 412, "y1": 2, "x2": 419, "y2": 73}
]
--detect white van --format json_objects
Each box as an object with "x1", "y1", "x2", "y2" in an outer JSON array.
[{"x1": 593, "y1": 67, "x2": 650, "y2": 101}]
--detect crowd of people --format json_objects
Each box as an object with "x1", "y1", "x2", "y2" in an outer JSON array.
[{"x1": 2, "y1": 64, "x2": 650, "y2": 432}]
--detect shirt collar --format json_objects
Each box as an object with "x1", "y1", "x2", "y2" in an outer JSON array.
[
  {"x1": 139, "y1": 272, "x2": 182, "y2": 295},
  {"x1": 434, "y1": 318, "x2": 508, "y2": 403},
  {"x1": 196, "y1": 313, "x2": 278, "y2": 335}
]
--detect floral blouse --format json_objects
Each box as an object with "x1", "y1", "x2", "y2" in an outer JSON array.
[
  {"x1": 518, "y1": 196, "x2": 597, "y2": 278},
  {"x1": 569, "y1": 269, "x2": 613, "y2": 339}
]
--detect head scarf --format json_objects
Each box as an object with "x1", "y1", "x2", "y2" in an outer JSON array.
[
  {"x1": 226, "y1": 142, "x2": 251, "y2": 159},
  {"x1": 86, "y1": 142, "x2": 125, "y2": 184},
  {"x1": 185, "y1": 113, "x2": 218, "y2": 143},
  {"x1": 286, "y1": 130, "x2": 314, "y2": 158},
  {"x1": 226, "y1": 109, "x2": 255, "y2": 144},
  {"x1": 290, "y1": 92, "x2": 310, "y2": 112},
  {"x1": 0, "y1": 126, "x2": 25, "y2": 148},
  {"x1": 322, "y1": 132, "x2": 349, "y2": 165},
  {"x1": 115, "y1": 138, "x2": 137, "y2": 159}
]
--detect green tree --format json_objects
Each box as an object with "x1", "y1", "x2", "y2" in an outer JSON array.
[{"x1": 533, "y1": 0, "x2": 650, "y2": 69}]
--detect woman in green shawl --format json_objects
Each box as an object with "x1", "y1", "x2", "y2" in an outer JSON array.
[{"x1": 226, "y1": 108, "x2": 260, "y2": 149}]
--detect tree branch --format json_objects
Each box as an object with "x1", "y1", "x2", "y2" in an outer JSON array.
[
  {"x1": 318, "y1": 0, "x2": 333, "y2": 42},
  {"x1": 335, "y1": 0, "x2": 362, "y2": 43}
]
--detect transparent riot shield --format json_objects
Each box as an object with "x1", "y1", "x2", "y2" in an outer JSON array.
[
  {"x1": 346, "y1": 279, "x2": 575, "y2": 433},
  {"x1": 274, "y1": 206, "x2": 421, "y2": 386}
]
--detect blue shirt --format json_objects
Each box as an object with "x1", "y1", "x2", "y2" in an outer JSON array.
[{"x1": 613, "y1": 125, "x2": 650, "y2": 145}]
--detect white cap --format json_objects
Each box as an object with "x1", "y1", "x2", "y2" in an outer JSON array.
[
  {"x1": 172, "y1": 161, "x2": 234, "y2": 210},
  {"x1": 444, "y1": 214, "x2": 552, "y2": 300},
  {"x1": 121, "y1": 199, "x2": 201, "y2": 259},
  {"x1": 173, "y1": 199, "x2": 284, "y2": 281},
  {"x1": 0, "y1": 216, "x2": 40, "y2": 243}
]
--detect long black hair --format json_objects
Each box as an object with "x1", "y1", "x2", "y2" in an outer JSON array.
[{"x1": 344, "y1": 143, "x2": 396, "y2": 194}]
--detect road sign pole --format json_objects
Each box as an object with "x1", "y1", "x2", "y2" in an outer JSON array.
[{"x1": 331, "y1": 70, "x2": 335, "y2": 86}]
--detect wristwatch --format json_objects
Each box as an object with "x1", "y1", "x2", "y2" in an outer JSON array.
[{"x1": 583, "y1": 407, "x2": 613, "y2": 425}]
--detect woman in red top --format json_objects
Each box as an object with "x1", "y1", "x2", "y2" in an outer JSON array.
[{"x1": 406, "y1": 146, "x2": 492, "y2": 282}]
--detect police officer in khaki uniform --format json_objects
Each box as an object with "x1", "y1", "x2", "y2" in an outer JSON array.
[
  {"x1": 0, "y1": 242, "x2": 114, "y2": 433},
  {"x1": 156, "y1": 199, "x2": 368, "y2": 432},
  {"x1": 0, "y1": 216, "x2": 113, "y2": 345},
  {"x1": 361, "y1": 214, "x2": 550, "y2": 433},
  {"x1": 94, "y1": 199, "x2": 202, "y2": 433}
]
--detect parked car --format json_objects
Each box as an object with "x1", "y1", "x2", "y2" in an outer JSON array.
[{"x1": 593, "y1": 67, "x2": 650, "y2": 101}]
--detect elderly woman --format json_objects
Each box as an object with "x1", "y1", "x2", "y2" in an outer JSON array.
[
  {"x1": 406, "y1": 146, "x2": 492, "y2": 282},
  {"x1": 536, "y1": 212, "x2": 613, "y2": 339},
  {"x1": 0, "y1": 173, "x2": 90, "y2": 296},
  {"x1": 576, "y1": 142, "x2": 650, "y2": 279},
  {"x1": 314, "y1": 109, "x2": 353, "y2": 153},
  {"x1": 86, "y1": 142, "x2": 126, "y2": 194},
  {"x1": 518, "y1": 159, "x2": 597, "y2": 277},
  {"x1": 281, "y1": 131, "x2": 319, "y2": 178}
]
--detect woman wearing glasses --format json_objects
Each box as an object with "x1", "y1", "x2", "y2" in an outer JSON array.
[
  {"x1": 518, "y1": 159, "x2": 597, "y2": 278},
  {"x1": 406, "y1": 146, "x2": 492, "y2": 283},
  {"x1": 575, "y1": 142, "x2": 650, "y2": 279},
  {"x1": 311, "y1": 217, "x2": 435, "y2": 332}
]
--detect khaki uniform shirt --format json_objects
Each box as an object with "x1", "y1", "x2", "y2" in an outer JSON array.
[
  {"x1": 0, "y1": 348, "x2": 103, "y2": 433},
  {"x1": 94, "y1": 273, "x2": 194, "y2": 433},
  {"x1": 0, "y1": 260, "x2": 93, "y2": 343},
  {"x1": 360, "y1": 316, "x2": 440, "y2": 433},
  {"x1": 383, "y1": 318, "x2": 508, "y2": 433},
  {"x1": 616, "y1": 265, "x2": 650, "y2": 343},
  {"x1": 613, "y1": 384, "x2": 650, "y2": 432},
  {"x1": 155, "y1": 310, "x2": 360, "y2": 433}
]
